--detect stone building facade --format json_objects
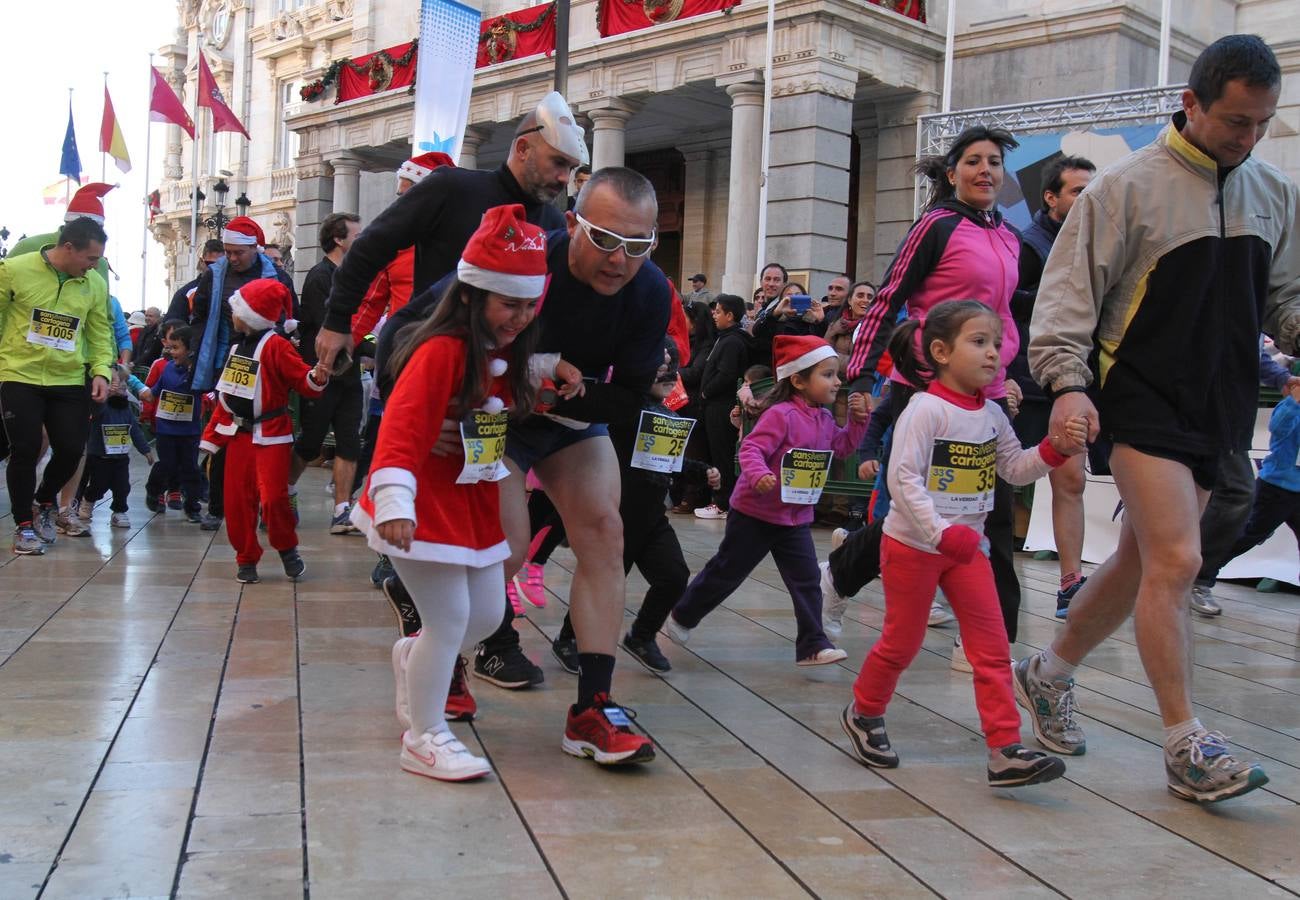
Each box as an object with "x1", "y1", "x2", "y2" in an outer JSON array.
[{"x1": 151, "y1": 0, "x2": 1300, "y2": 300}]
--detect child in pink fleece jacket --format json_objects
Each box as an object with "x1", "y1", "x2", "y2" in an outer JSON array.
[{"x1": 667, "y1": 335, "x2": 869, "y2": 665}]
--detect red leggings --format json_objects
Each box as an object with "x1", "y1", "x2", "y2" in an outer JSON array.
[
  {"x1": 225, "y1": 432, "x2": 297, "y2": 566},
  {"x1": 852, "y1": 534, "x2": 1021, "y2": 749}
]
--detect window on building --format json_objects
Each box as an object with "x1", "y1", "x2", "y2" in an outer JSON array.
[
  {"x1": 275, "y1": 0, "x2": 305, "y2": 12},
  {"x1": 276, "y1": 80, "x2": 300, "y2": 169}
]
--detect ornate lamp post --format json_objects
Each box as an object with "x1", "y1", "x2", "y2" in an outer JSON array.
[{"x1": 196, "y1": 178, "x2": 249, "y2": 237}]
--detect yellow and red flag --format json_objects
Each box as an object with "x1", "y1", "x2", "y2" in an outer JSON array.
[{"x1": 99, "y1": 86, "x2": 132, "y2": 173}]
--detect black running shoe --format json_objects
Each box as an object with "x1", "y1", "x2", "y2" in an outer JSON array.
[
  {"x1": 551, "y1": 637, "x2": 579, "y2": 675},
  {"x1": 200, "y1": 514, "x2": 222, "y2": 531},
  {"x1": 841, "y1": 704, "x2": 899, "y2": 768},
  {"x1": 370, "y1": 555, "x2": 395, "y2": 589},
  {"x1": 145, "y1": 494, "x2": 164, "y2": 513},
  {"x1": 382, "y1": 575, "x2": 421, "y2": 637},
  {"x1": 622, "y1": 631, "x2": 671, "y2": 673},
  {"x1": 473, "y1": 643, "x2": 544, "y2": 689},
  {"x1": 1056, "y1": 577, "x2": 1086, "y2": 620},
  {"x1": 236, "y1": 564, "x2": 260, "y2": 584},
  {"x1": 988, "y1": 743, "x2": 1067, "y2": 787},
  {"x1": 280, "y1": 548, "x2": 306, "y2": 581}
]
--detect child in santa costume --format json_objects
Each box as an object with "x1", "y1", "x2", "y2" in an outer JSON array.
[
  {"x1": 350, "y1": 203, "x2": 576, "y2": 782},
  {"x1": 200, "y1": 278, "x2": 329, "y2": 583},
  {"x1": 667, "y1": 335, "x2": 871, "y2": 666}
]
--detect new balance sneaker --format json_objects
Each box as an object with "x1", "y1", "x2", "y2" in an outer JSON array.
[
  {"x1": 392, "y1": 636, "x2": 414, "y2": 731},
  {"x1": 1011, "y1": 655, "x2": 1086, "y2": 756},
  {"x1": 13, "y1": 526, "x2": 45, "y2": 556},
  {"x1": 1056, "y1": 577, "x2": 1087, "y2": 620},
  {"x1": 473, "y1": 644, "x2": 544, "y2": 689},
  {"x1": 830, "y1": 527, "x2": 849, "y2": 553},
  {"x1": 1189, "y1": 584, "x2": 1222, "y2": 617},
  {"x1": 370, "y1": 555, "x2": 395, "y2": 588},
  {"x1": 562, "y1": 693, "x2": 655, "y2": 765},
  {"x1": 928, "y1": 600, "x2": 954, "y2": 627},
  {"x1": 33, "y1": 505, "x2": 57, "y2": 544},
  {"x1": 664, "y1": 614, "x2": 693, "y2": 644},
  {"x1": 551, "y1": 637, "x2": 580, "y2": 675},
  {"x1": 57, "y1": 508, "x2": 90, "y2": 537},
  {"x1": 110, "y1": 513, "x2": 131, "y2": 529},
  {"x1": 76, "y1": 498, "x2": 94, "y2": 521},
  {"x1": 236, "y1": 564, "x2": 260, "y2": 584},
  {"x1": 200, "y1": 514, "x2": 222, "y2": 531},
  {"x1": 400, "y1": 729, "x2": 491, "y2": 782},
  {"x1": 167, "y1": 491, "x2": 184, "y2": 510},
  {"x1": 622, "y1": 631, "x2": 671, "y2": 673},
  {"x1": 1165, "y1": 730, "x2": 1269, "y2": 803},
  {"x1": 797, "y1": 647, "x2": 848, "y2": 667},
  {"x1": 446, "y1": 655, "x2": 477, "y2": 722},
  {"x1": 987, "y1": 743, "x2": 1066, "y2": 787},
  {"x1": 950, "y1": 637, "x2": 973, "y2": 673},
  {"x1": 841, "y1": 705, "x2": 899, "y2": 768},
  {"x1": 518, "y1": 562, "x2": 547, "y2": 608},
  {"x1": 280, "y1": 548, "x2": 306, "y2": 580},
  {"x1": 820, "y1": 561, "x2": 848, "y2": 640},
  {"x1": 329, "y1": 506, "x2": 355, "y2": 535},
  {"x1": 693, "y1": 504, "x2": 728, "y2": 520},
  {"x1": 382, "y1": 576, "x2": 422, "y2": 637}
]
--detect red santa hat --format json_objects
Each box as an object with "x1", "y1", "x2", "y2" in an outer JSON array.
[
  {"x1": 65, "y1": 183, "x2": 115, "y2": 224},
  {"x1": 774, "y1": 334, "x2": 836, "y2": 381},
  {"x1": 229, "y1": 278, "x2": 292, "y2": 331},
  {"x1": 221, "y1": 215, "x2": 265, "y2": 247},
  {"x1": 397, "y1": 151, "x2": 455, "y2": 184},
  {"x1": 457, "y1": 204, "x2": 547, "y2": 298}
]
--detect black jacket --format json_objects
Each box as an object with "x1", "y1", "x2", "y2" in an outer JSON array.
[
  {"x1": 323, "y1": 164, "x2": 565, "y2": 334},
  {"x1": 700, "y1": 325, "x2": 750, "y2": 404}
]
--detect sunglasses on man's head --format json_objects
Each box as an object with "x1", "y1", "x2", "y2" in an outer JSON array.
[{"x1": 575, "y1": 213, "x2": 656, "y2": 258}]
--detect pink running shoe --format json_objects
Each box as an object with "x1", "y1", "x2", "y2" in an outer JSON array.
[
  {"x1": 505, "y1": 578, "x2": 525, "y2": 616},
  {"x1": 519, "y1": 562, "x2": 547, "y2": 608}
]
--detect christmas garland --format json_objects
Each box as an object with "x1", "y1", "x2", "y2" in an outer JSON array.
[
  {"x1": 479, "y1": 1, "x2": 555, "y2": 45},
  {"x1": 300, "y1": 39, "x2": 418, "y2": 102}
]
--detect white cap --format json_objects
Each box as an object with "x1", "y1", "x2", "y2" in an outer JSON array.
[{"x1": 534, "y1": 92, "x2": 589, "y2": 167}]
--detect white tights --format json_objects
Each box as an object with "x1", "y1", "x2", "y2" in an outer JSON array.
[{"x1": 390, "y1": 558, "x2": 506, "y2": 736}]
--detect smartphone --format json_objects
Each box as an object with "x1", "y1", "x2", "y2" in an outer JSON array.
[{"x1": 789, "y1": 294, "x2": 812, "y2": 314}]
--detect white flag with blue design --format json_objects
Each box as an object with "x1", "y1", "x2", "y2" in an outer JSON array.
[{"x1": 414, "y1": 0, "x2": 481, "y2": 164}]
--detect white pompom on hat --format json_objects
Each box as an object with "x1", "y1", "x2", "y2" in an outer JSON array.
[
  {"x1": 229, "y1": 278, "x2": 292, "y2": 331},
  {"x1": 774, "y1": 334, "x2": 836, "y2": 381},
  {"x1": 457, "y1": 203, "x2": 548, "y2": 298}
]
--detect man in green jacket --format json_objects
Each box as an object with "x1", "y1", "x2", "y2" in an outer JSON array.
[{"x1": 0, "y1": 217, "x2": 115, "y2": 555}]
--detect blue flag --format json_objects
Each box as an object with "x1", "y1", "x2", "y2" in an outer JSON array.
[{"x1": 59, "y1": 101, "x2": 82, "y2": 185}]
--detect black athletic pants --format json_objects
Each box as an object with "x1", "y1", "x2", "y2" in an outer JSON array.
[{"x1": 0, "y1": 382, "x2": 91, "y2": 525}]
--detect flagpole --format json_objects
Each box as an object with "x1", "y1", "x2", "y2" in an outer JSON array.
[
  {"x1": 189, "y1": 36, "x2": 203, "y2": 274},
  {"x1": 66, "y1": 88, "x2": 73, "y2": 203},
  {"x1": 102, "y1": 72, "x2": 109, "y2": 183},
  {"x1": 141, "y1": 54, "x2": 155, "y2": 312}
]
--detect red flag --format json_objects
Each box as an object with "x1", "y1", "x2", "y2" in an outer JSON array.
[
  {"x1": 149, "y1": 67, "x2": 195, "y2": 139},
  {"x1": 197, "y1": 53, "x2": 249, "y2": 139}
]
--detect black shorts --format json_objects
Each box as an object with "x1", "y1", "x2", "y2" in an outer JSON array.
[
  {"x1": 295, "y1": 376, "x2": 363, "y2": 461},
  {"x1": 1124, "y1": 442, "x2": 1220, "y2": 492}
]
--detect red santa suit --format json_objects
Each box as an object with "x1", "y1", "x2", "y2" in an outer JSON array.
[
  {"x1": 351, "y1": 335, "x2": 512, "y2": 566},
  {"x1": 351, "y1": 247, "x2": 414, "y2": 344}
]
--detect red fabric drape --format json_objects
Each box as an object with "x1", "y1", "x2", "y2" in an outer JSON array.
[
  {"x1": 337, "y1": 41, "x2": 417, "y2": 103},
  {"x1": 867, "y1": 0, "x2": 925, "y2": 23},
  {"x1": 477, "y1": 3, "x2": 556, "y2": 68},
  {"x1": 598, "y1": 0, "x2": 739, "y2": 38}
]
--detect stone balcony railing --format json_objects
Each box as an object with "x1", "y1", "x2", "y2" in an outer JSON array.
[{"x1": 270, "y1": 168, "x2": 298, "y2": 201}]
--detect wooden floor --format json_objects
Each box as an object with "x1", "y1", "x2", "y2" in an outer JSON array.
[{"x1": 1, "y1": 457, "x2": 1298, "y2": 899}]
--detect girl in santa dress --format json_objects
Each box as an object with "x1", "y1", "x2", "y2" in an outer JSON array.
[{"x1": 350, "y1": 204, "x2": 578, "y2": 782}]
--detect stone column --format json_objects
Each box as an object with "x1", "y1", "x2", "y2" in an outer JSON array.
[
  {"x1": 293, "y1": 157, "x2": 334, "y2": 291},
  {"x1": 586, "y1": 102, "x2": 637, "y2": 172},
  {"x1": 765, "y1": 68, "x2": 856, "y2": 294},
  {"x1": 679, "y1": 146, "x2": 714, "y2": 288},
  {"x1": 872, "y1": 94, "x2": 939, "y2": 278},
  {"x1": 458, "y1": 125, "x2": 491, "y2": 170},
  {"x1": 329, "y1": 154, "x2": 363, "y2": 215},
  {"x1": 720, "y1": 81, "x2": 764, "y2": 299}
]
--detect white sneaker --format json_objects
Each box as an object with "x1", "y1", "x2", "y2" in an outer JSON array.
[
  {"x1": 392, "y1": 636, "x2": 415, "y2": 732},
  {"x1": 399, "y1": 729, "x2": 491, "y2": 782},
  {"x1": 57, "y1": 509, "x2": 90, "y2": 536},
  {"x1": 110, "y1": 513, "x2": 131, "y2": 529},
  {"x1": 820, "y1": 561, "x2": 847, "y2": 639},
  {"x1": 928, "y1": 600, "x2": 954, "y2": 627},
  {"x1": 798, "y1": 647, "x2": 848, "y2": 667},
  {"x1": 830, "y1": 527, "x2": 849, "y2": 552},
  {"x1": 77, "y1": 498, "x2": 94, "y2": 521},
  {"x1": 693, "y1": 504, "x2": 728, "y2": 520},
  {"x1": 950, "y1": 637, "x2": 973, "y2": 673},
  {"x1": 664, "y1": 615, "x2": 693, "y2": 644}
]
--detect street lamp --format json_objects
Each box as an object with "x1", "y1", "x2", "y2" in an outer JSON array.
[{"x1": 196, "y1": 177, "x2": 242, "y2": 237}]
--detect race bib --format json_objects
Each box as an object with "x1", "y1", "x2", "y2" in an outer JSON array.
[
  {"x1": 630, "y1": 410, "x2": 695, "y2": 473},
  {"x1": 216, "y1": 354, "x2": 259, "y2": 399},
  {"x1": 26, "y1": 308, "x2": 81, "y2": 351},
  {"x1": 155, "y1": 389, "x2": 195, "y2": 422},
  {"x1": 927, "y1": 437, "x2": 997, "y2": 515},
  {"x1": 780, "y1": 448, "x2": 832, "y2": 505},
  {"x1": 102, "y1": 424, "x2": 131, "y2": 456},
  {"x1": 457, "y1": 410, "x2": 510, "y2": 484}
]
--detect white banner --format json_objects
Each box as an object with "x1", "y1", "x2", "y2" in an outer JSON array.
[{"x1": 413, "y1": 0, "x2": 481, "y2": 163}]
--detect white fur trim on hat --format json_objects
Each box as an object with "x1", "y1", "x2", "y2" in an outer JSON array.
[
  {"x1": 457, "y1": 260, "x2": 546, "y2": 299},
  {"x1": 776, "y1": 344, "x2": 837, "y2": 381},
  {"x1": 228, "y1": 288, "x2": 275, "y2": 331},
  {"x1": 221, "y1": 227, "x2": 258, "y2": 246}
]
